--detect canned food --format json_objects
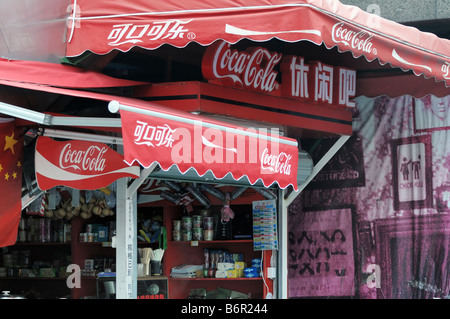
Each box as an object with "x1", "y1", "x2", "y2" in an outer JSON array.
[
  {"x1": 172, "y1": 230, "x2": 181, "y2": 241},
  {"x1": 192, "y1": 215, "x2": 202, "y2": 228},
  {"x1": 203, "y1": 217, "x2": 213, "y2": 230},
  {"x1": 193, "y1": 228, "x2": 203, "y2": 241},
  {"x1": 181, "y1": 216, "x2": 192, "y2": 230},
  {"x1": 172, "y1": 220, "x2": 181, "y2": 231},
  {"x1": 182, "y1": 230, "x2": 192, "y2": 241},
  {"x1": 204, "y1": 230, "x2": 214, "y2": 241}
]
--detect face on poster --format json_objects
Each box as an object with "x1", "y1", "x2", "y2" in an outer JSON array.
[{"x1": 414, "y1": 95, "x2": 450, "y2": 132}]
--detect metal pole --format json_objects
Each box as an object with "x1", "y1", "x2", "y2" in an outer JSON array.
[
  {"x1": 116, "y1": 164, "x2": 157, "y2": 299},
  {"x1": 278, "y1": 189, "x2": 289, "y2": 299},
  {"x1": 115, "y1": 177, "x2": 137, "y2": 299},
  {"x1": 285, "y1": 135, "x2": 351, "y2": 206}
]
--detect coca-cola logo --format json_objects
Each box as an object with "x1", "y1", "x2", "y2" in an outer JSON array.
[
  {"x1": 260, "y1": 148, "x2": 292, "y2": 176},
  {"x1": 332, "y1": 22, "x2": 375, "y2": 55},
  {"x1": 59, "y1": 143, "x2": 107, "y2": 172},
  {"x1": 202, "y1": 41, "x2": 282, "y2": 93},
  {"x1": 442, "y1": 62, "x2": 450, "y2": 80}
]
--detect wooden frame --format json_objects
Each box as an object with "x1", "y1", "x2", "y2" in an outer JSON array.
[
  {"x1": 390, "y1": 135, "x2": 433, "y2": 211},
  {"x1": 374, "y1": 215, "x2": 450, "y2": 299}
]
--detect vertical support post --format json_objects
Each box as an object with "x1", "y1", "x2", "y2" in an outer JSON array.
[
  {"x1": 116, "y1": 164, "x2": 156, "y2": 299},
  {"x1": 278, "y1": 189, "x2": 289, "y2": 299},
  {"x1": 116, "y1": 177, "x2": 137, "y2": 299}
]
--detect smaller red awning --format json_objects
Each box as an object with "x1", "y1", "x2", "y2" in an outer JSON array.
[
  {"x1": 0, "y1": 74, "x2": 299, "y2": 190},
  {"x1": 35, "y1": 136, "x2": 140, "y2": 191},
  {"x1": 108, "y1": 100, "x2": 299, "y2": 190},
  {"x1": 0, "y1": 58, "x2": 146, "y2": 89},
  {"x1": 0, "y1": 58, "x2": 299, "y2": 190}
]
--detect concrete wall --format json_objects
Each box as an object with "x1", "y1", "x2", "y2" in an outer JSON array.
[{"x1": 340, "y1": 0, "x2": 450, "y2": 23}]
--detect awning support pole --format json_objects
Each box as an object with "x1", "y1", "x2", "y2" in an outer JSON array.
[
  {"x1": 278, "y1": 134, "x2": 350, "y2": 299},
  {"x1": 116, "y1": 177, "x2": 136, "y2": 299},
  {"x1": 43, "y1": 129, "x2": 123, "y2": 145},
  {"x1": 126, "y1": 164, "x2": 158, "y2": 198},
  {"x1": 0, "y1": 101, "x2": 122, "y2": 127},
  {"x1": 116, "y1": 164, "x2": 157, "y2": 299},
  {"x1": 21, "y1": 187, "x2": 43, "y2": 210},
  {"x1": 285, "y1": 134, "x2": 351, "y2": 206}
]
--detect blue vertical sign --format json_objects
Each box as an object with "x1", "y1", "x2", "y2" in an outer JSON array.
[{"x1": 252, "y1": 199, "x2": 278, "y2": 251}]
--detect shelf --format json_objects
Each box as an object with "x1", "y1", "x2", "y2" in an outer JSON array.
[
  {"x1": 77, "y1": 242, "x2": 114, "y2": 248},
  {"x1": 138, "y1": 275, "x2": 167, "y2": 280},
  {"x1": 77, "y1": 276, "x2": 169, "y2": 281},
  {"x1": 0, "y1": 277, "x2": 68, "y2": 280},
  {"x1": 161, "y1": 201, "x2": 266, "y2": 299},
  {"x1": 170, "y1": 239, "x2": 253, "y2": 245},
  {"x1": 170, "y1": 277, "x2": 261, "y2": 281},
  {"x1": 11, "y1": 242, "x2": 71, "y2": 246}
]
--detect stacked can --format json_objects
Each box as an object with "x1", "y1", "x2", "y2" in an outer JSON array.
[
  {"x1": 192, "y1": 215, "x2": 203, "y2": 241},
  {"x1": 172, "y1": 219, "x2": 181, "y2": 241},
  {"x1": 203, "y1": 216, "x2": 214, "y2": 241},
  {"x1": 181, "y1": 216, "x2": 192, "y2": 241}
]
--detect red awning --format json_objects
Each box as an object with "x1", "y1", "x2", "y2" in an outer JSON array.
[
  {"x1": 66, "y1": 0, "x2": 450, "y2": 87},
  {"x1": 0, "y1": 58, "x2": 145, "y2": 89},
  {"x1": 35, "y1": 136, "x2": 140, "y2": 191},
  {"x1": 108, "y1": 100, "x2": 299, "y2": 190},
  {"x1": 0, "y1": 75, "x2": 299, "y2": 190}
]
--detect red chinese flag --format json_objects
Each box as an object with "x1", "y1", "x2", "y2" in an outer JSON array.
[{"x1": 0, "y1": 119, "x2": 23, "y2": 247}]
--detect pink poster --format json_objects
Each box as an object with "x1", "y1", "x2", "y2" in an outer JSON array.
[
  {"x1": 414, "y1": 95, "x2": 450, "y2": 132},
  {"x1": 288, "y1": 207, "x2": 355, "y2": 297},
  {"x1": 289, "y1": 94, "x2": 450, "y2": 299}
]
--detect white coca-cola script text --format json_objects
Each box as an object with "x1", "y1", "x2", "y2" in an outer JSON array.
[
  {"x1": 260, "y1": 148, "x2": 292, "y2": 175},
  {"x1": 59, "y1": 143, "x2": 107, "y2": 172},
  {"x1": 205, "y1": 41, "x2": 282, "y2": 93},
  {"x1": 331, "y1": 22, "x2": 374, "y2": 54}
]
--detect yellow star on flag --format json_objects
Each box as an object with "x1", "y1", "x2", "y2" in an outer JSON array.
[{"x1": 4, "y1": 131, "x2": 18, "y2": 155}]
